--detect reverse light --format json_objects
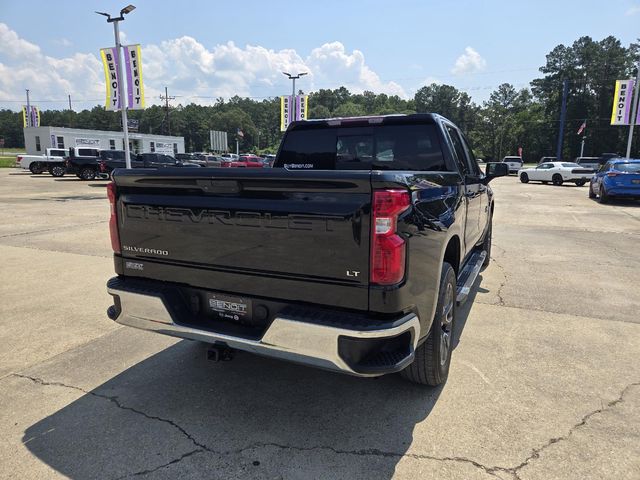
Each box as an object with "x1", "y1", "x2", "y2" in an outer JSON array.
[
  {"x1": 107, "y1": 182, "x2": 121, "y2": 254},
  {"x1": 371, "y1": 189, "x2": 410, "y2": 285}
]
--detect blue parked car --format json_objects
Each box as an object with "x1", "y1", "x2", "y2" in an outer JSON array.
[{"x1": 589, "y1": 159, "x2": 640, "y2": 203}]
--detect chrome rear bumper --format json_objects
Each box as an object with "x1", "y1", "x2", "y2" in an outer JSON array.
[{"x1": 107, "y1": 278, "x2": 420, "y2": 377}]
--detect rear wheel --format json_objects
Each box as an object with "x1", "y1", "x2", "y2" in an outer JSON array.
[
  {"x1": 552, "y1": 174, "x2": 563, "y2": 186},
  {"x1": 519, "y1": 173, "x2": 529, "y2": 183},
  {"x1": 49, "y1": 165, "x2": 66, "y2": 177},
  {"x1": 575, "y1": 180, "x2": 586, "y2": 187},
  {"x1": 79, "y1": 167, "x2": 96, "y2": 181},
  {"x1": 598, "y1": 185, "x2": 609, "y2": 204},
  {"x1": 29, "y1": 163, "x2": 44, "y2": 174},
  {"x1": 401, "y1": 262, "x2": 456, "y2": 386}
]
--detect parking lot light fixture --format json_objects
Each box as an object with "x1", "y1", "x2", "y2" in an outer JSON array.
[{"x1": 95, "y1": 5, "x2": 136, "y2": 168}]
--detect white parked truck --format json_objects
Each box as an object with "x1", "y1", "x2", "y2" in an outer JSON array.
[{"x1": 18, "y1": 148, "x2": 69, "y2": 176}]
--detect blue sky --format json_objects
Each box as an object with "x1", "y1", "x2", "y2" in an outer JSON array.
[{"x1": 1, "y1": 0, "x2": 639, "y2": 111}]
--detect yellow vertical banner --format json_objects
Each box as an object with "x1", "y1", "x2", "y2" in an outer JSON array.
[
  {"x1": 299, "y1": 95, "x2": 309, "y2": 120},
  {"x1": 124, "y1": 44, "x2": 145, "y2": 109},
  {"x1": 610, "y1": 79, "x2": 634, "y2": 125},
  {"x1": 22, "y1": 106, "x2": 27, "y2": 128},
  {"x1": 280, "y1": 96, "x2": 292, "y2": 131},
  {"x1": 100, "y1": 47, "x2": 121, "y2": 111}
]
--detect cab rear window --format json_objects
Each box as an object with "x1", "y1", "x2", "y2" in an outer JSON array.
[{"x1": 276, "y1": 124, "x2": 447, "y2": 171}]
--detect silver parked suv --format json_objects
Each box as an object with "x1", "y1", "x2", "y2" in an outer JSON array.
[{"x1": 502, "y1": 156, "x2": 523, "y2": 174}]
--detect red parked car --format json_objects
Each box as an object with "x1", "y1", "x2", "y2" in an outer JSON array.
[{"x1": 218, "y1": 155, "x2": 265, "y2": 168}]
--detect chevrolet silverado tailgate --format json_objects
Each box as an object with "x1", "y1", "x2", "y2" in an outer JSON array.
[{"x1": 112, "y1": 168, "x2": 372, "y2": 309}]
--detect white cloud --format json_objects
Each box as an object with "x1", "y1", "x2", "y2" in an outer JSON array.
[
  {"x1": 626, "y1": 5, "x2": 640, "y2": 15},
  {"x1": 0, "y1": 23, "x2": 407, "y2": 111},
  {"x1": 0, "y1": 23, "x2": 103, "y2": 109},
  {"x1": 451, "y1": 47, "x2": 487, "y2": 75},
  {"x1": 306, "y1": 42, "x2": 405, "y2": 97}
]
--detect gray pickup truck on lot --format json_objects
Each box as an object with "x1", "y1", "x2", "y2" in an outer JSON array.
[{"x1": 106, "y1": 114, "x2": 507, "y2": 385}]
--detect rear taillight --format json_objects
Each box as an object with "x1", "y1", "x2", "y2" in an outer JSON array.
[
  {"x1": 99, "y1": 161, "x2": 107, "y2": 173},
  {"x1": 371, "y1": 189, "x2": 410, "y2": 285},
  {"x1": 607, "y1": 172, "x2": 619, "y2": 177},
  {"x1": 107, "y1": 182, "x2": 121, "y2": 254}
]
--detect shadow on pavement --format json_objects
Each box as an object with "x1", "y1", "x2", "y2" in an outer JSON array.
[{"x1": 22, "y1": 283, "x2": 479, "y2": 478}]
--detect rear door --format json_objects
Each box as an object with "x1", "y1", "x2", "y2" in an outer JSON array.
[{"x1": 444, "y1": 123, "x2": 482, "y2": 254}]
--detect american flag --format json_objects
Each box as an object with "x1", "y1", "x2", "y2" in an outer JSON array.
[{"x1": 577, "y1": 120, "x2": 586, "y2": 135}]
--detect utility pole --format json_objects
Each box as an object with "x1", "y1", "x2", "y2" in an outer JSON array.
[
  {"x1": 68, "y1": 94, "x2": 72, "y2": 111},
  {"x1": 96, "y1": 5, "x2": 136, "y2": 168},
  {"x1": 555, "y1": 79, "x2": 569, "y2": 161},
  {"x1": 160, "y1": 86, "x2": 175, "y2": 135},
  {"x1": 282, "y1": 72, "x2": 308, "y2": 121},
  {"x1": 580, "y1": 136, "x2": 586, "y2": 157},
  {"x1": 626, "y1": 63, "x2": 640, "y2": 158},
  {"x1": 25, "y1": 89, "x2": 31, "y2": 128}
]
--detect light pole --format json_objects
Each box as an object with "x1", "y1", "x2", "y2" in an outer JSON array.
[
  {"x1": 282, "y1": 72, "x2": 307, "y2": 120},
  {"x1": 96, "y1": 5, "x2": 136, "y2": 168}
]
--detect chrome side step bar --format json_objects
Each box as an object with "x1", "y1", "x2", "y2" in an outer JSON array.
[{"x1": 456, "y1": 250, "x2": 486, "y2": 305}]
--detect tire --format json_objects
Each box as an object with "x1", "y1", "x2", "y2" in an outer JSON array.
[
  {"x1": 481, "y1": 214, "x2": 492, "y2": 268},
  {"x1": 29, "y1": 163, "x2": 44, "y2": 174},
  {"x1": 401, "y1": 262, "x2": 456, "y2": 386},
  {"x1": 49, "y1": 165, "x2": 66, "y2": 177},
  {"x1": 588, "y1": 183, "x2": 596, "y2": 199},
  {"x1": 598, "y1": 185, "x2": 609, "y2": 204},
  {"x1": 519, "y1": 173, "x2": 529, "y2": 183},
  {"x1": 79, "y1": 167, "x2": 96, "y2": 181},
  {"x1": 575, "y1": 180, "x2": 586, "y2": 187},
  {"x1": 552, "y1": 174, "x2": 563, "y2": 186}
]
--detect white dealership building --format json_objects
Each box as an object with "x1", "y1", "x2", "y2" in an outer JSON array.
[{"x1": 23, "y1": 126, "x2": 185, "y2": 156}]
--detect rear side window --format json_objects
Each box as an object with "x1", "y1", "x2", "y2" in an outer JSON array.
[
  {"x1": 276, "y1": 124, "x2": 446, "y2": 171},
  {"x1": 615, "y1": 162, "x2": 640, "y2": 172}
]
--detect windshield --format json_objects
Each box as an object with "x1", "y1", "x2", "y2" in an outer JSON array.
[{"x1": 614, "y1": 162, "x2": 640, "y2": 172}]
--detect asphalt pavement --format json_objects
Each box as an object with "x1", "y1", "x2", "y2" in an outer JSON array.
[{"x1": 0, "y1": 168, "x2": 638, "y2": 480}]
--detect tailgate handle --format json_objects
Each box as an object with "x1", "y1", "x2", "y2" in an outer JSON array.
[{"x1": 196, "y1": 179, "x2": 241, "y2": 194}]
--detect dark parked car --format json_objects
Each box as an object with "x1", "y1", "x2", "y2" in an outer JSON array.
[
  {"x1": 106, "y1": 113, "x2": 507, "y2": 386},
  {"x1": 68, "y1": 151, "x2": 200, "y2": 180},
  {"x1": 589, "y1": 159, "x2": 640, "y2": 203}
]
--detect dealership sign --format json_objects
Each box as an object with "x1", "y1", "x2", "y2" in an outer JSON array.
[
  {"x1": 100, "y1": 44, "x2": 145, "y2": 111},
  {"x1": 124, "y1": 45, "x2": 145, "y2": 110},
  {"x1": 280, "y1": 96, "x2": 292, "y2": 132},
  {"x1": 280, "y1": 95, "x2": 309, "y2": 131},
  {"x1": 610, "y1": 79, "x2": 635, "y2": 125},
  {"x1": 100, "y1": 47, "x2": 121, "y2": 111},
  {"x1": 75, "y1": 138, "x2": 101, "y2": 147},
  {"x1": 154, "y1": 142, "x2": 174, "y2": 154}
]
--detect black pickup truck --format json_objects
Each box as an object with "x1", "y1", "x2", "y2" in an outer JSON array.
[
  {"x1": 106, "y1": 114, "x2": 507, "y2": 385},
  {"x1": 68, "y1": 151, "x2": 199, "y2": 180}
]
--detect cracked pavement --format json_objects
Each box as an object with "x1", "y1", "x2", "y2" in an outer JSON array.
[{"x1": 0, "y1": 170, "x2": 639, "y2": 479}]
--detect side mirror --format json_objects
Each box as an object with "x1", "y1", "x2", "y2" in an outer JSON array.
[{"x1": 483, "y1": 162, "x2": 509, "y2": 184}]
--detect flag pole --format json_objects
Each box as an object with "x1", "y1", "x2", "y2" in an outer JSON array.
[{"x1": 626, "y1": 63, "x2": 640, "y2": 158}]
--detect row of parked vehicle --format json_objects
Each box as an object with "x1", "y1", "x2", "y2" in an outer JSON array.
[
  {"x1": 511, "y1": 154, "x2": 640, "y2": 202},
  {"x1": 16, "y1": 148, "x2": 276, "y2": 180}
]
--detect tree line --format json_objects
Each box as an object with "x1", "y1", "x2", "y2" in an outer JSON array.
[{"x1": 0, "y1": 35, "x2": 637, "y2": 162}]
